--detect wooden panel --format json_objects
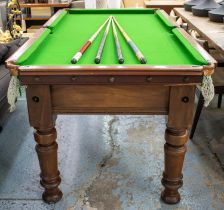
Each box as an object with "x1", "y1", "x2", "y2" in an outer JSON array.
[
  {"x1": 20, "y1": 75, "x2": 203, "y2": 85},
  {"x1": 26, "y1": 85, "x2": 55, "y2": 130},
  {"x1": 51, "y1": 85, "x2": 170, "y2": 114},
  {"x1": 168, "y1": 86, "x2": 195, "y2": 129}
]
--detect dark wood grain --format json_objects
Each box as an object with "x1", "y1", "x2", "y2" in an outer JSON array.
[
  {"x1": 168, "y1": 86, "x2": 195, "y2": 129},
  {"x1": 26, "y1": 85, "x2": 62, "y2": 203},
  {"x1": 161, "y1": 86, "x2": 195, "y2": 204},
  {"x1": 51, "y1": 85, "x2": 169, "y2": 114},
  {"x1": 20, "y1": 75, "x2": 203, "y2": 85}
]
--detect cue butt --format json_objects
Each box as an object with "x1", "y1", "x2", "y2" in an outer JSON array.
[
  {"x1": 95, "y1": 57, "x2": 101, "y2": 64},
  {"x1": 71, "y1": 52, "x2": 82, "y2": 64},
  {"x1": 119, "y1": 58, "x2": 124, "y2": 64},
  {"x1": 140, "y1": 57, "x2": 147, "y2": 64},
  {"x1": 71, "y1": 58, "x2": 77, "y2": 64}
]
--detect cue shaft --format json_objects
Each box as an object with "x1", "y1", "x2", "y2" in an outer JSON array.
[
  {"x1": 112, "y1": 16, "x2": 147, "y2": 64},
  {"x1": 71, "y1": 17, "x2": 111, "y2": 64},
  {"x1": 111, "y1": 17, "x2": 124, "y2": 64},
  {"x1": 95, "y1": 16, "x2": 112, "y2": 64}
]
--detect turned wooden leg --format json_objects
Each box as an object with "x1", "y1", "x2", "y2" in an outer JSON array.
[
  {"x1": 161, "y1": 128, "x2": 188, "y2": 204},
  {"x1": 26, "y1": 85, "x2": 63, "y2": 203},
  {"x1": 34, "y1": 127, "x2": 62, "y2": 203},
  {"x1": 161, "y1": 86, "x2": 195, "y2": 204}
]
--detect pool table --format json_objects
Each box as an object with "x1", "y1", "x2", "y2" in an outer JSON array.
[{"x1": 6, "y1": 9, "x2": 215, "y2": 204}]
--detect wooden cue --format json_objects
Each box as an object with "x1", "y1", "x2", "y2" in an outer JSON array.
[
  {"x1": 95, "y1": 16, "x2": 112, "y2": 64},
  {"x1": 112, "y1": 16, "x2": 147, "y2": 64},
  {"x1": 71, "y1": 17, "x2": 111, "y2": 64},
  {"x1": 111, "y1": 17, "x2": 124, "y2": 64}
]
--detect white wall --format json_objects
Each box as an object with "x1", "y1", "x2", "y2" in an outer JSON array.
[
  {"x1": 85, "y1": 0, "x2": 121, "y2": 8},
  {"x1": 107, "y1": 0, "x2": 121, "y2": 8},
  {"x1": 85, "y1": 0, "x2": 96, "y2": 8}
]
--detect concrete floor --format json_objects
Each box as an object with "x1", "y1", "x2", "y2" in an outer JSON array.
[{"x1": 0, "y1": 94, "x2": 224, "y2": 210}]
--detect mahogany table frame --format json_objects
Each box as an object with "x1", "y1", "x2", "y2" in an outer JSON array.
[{"x1": 6, "y1": 9, "x2": 216, "y2": 205}]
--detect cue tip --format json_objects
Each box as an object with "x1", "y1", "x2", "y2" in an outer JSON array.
[
  {"x1": 71, "y1": 58, "x2": 77, "y2": 64},
  {"x1": 140, "y1": 58, "x2": 147, "y2": 64},
  {"x1": 95, "y1": 58, "x2": 101, "y2": 64},
  {"x1": 119, "y1": 58, "x2": 124, "y2": 64}
]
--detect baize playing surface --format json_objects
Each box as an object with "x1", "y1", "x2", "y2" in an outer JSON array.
[{"x1": 16, "y1": 9, "x2": 208, "y2": 66}]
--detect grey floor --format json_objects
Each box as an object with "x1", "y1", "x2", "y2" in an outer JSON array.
[{"x1": 0, "y1": 94, "x2": 224, "y2": 210}]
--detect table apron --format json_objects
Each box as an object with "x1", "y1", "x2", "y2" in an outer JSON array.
[
  {"x1": 20, "y1": 75, "x2": 203, "y2": 85},
  {"x1": 50, "y1": 85, "x2": 170, "y2": 114},
  {"x1": 26, "y1": 84, "x2": 196, "y2": 119}
]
